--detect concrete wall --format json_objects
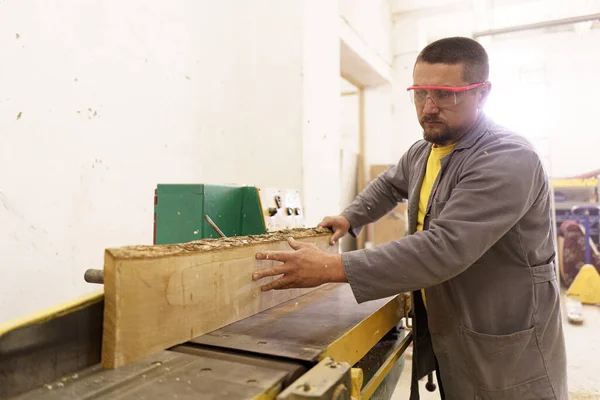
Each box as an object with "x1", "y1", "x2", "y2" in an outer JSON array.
[
  {"x1": 0, "y1": 0, "x2": 396, "y2": 322},
  {"x1": 301, "y1": 0, "x2": 341, "y2": 227},
  {"x1": 0, "y1": 0, "x2": 326, "y2": 323}
]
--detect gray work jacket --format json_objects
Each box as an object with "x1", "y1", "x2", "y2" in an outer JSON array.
[{"x1": 341, "y1": 113, "x2": 568, "y2": 399}]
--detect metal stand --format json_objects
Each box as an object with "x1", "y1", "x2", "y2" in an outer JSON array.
[{"x1": 426, "y1": 373, "x2": 437, "y2": 391}]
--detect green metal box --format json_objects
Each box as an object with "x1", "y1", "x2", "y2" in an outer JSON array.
[{"x1": 153, "y1": 184, "x2": 266, "y2": 244}]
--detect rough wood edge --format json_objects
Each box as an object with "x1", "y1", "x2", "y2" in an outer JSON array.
[
  {"x1": 106, "y1": 227, "x2": 333, "y2": 260},
  {"x1": 101, "y1": 251, "x2": 119, "y2": 368}
]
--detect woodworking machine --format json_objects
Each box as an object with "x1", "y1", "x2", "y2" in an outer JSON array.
[{"x1": 0, "y1": 185, "x2": 414, "y2": 400}]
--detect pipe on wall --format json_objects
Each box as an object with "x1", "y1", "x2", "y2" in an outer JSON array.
[{"x1": 473, "y1": 13, "x2": 600, "y2": 38}]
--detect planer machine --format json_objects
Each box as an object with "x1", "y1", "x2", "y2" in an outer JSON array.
[{"x1": 0, "y1": 184, "x2": 426, "y2": 400}]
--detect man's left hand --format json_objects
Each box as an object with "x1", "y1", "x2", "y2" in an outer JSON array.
[{"x1": 252, "y1": 237, "x2": 347, "y2": 292}]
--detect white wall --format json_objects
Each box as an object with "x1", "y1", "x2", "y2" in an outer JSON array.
[
  {"x1": 364, "y1": 85, "x2": 397, "y2": 168},
  {"x1": 339, "y1": 80, "x2": 360, "y2": 159},
  {"x1": 482, "y1": 27, "x2": 600, "y2": 177},
  {"x1": 301, "y1": 0, "x2": 341, "y2": 226},
  {"x1": 339, "y1": 79, "x2": 360, "y2": 252},
  {"x1": 340, "y1": 0, "x2": 394, "y2": 66},
  {"x1": 391, "y1": 0, "x2": 600, "y2": 177},
  {"x1": 391, "y1": 0, "x2": 470, "y2": 15},
  {"x1": 339, "y1": 0, "x2": 398, "y2": 186},
  {"x1": 0, "y1": 0, "x2": 344, "y2": 322},
  {"x1": 476, "y1": 0, "x2": 600, "y2": 177},
  {"x1": 473, "y1": 0, "x2": 600, "y2": 31}
]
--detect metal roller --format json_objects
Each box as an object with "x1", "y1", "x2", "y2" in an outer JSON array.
[{"x1": 84, "y1": 269, "x2": 104, "y2": 284}]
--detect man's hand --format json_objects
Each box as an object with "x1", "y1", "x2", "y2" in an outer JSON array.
[
  {"x1": 318, "y1": 215, "x2": 351, "y2": 245},
  {"x1": 252, "y1": 237, "x2": 346, "y2": 292}
]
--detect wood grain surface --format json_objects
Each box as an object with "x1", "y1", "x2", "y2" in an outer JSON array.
[{"x1": 101, "y1": 228, "x2": 336, "y2": 368}]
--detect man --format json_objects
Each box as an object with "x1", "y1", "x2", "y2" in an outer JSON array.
[{"x1": 252, "y1": 37, "x2": 568, "y2": 399}]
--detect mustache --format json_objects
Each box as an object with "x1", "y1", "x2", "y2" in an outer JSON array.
[{"x1": 421, "y1": 116, "x2": 444, "y2": 123}]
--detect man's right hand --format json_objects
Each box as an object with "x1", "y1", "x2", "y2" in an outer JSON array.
[{"x1": 318, "y1": 216, "x2": 351, "y2": 245}]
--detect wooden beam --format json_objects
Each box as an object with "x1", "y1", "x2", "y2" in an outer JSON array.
[
  {"x1": 356, "y1": 88, "x2": 367, "y2": 250},
  {"x1": 102, "y1": 228, "x2": 336, "y2": 368}
]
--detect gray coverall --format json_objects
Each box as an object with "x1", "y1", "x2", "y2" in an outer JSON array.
[{"x1": 340, "y1": 113, "x2": 568, "y2": 399}]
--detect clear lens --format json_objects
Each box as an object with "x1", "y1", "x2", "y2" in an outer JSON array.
[{"x1": 409, "y1": 89, "x2": 465, "y2": 108}]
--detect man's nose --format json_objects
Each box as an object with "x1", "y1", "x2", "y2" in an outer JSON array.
[{"x1": 422, "y1": 96, "x2": 439, "y2": 114}]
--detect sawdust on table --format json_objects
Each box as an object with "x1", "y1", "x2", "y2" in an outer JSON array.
[{"x1": 106, "y1": 227, "x2": 333, "y2": 259}]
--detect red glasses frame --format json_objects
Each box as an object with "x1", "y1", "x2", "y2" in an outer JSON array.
[{"x1": 406, "y1": 82, "x2": 486, "y2": 92}]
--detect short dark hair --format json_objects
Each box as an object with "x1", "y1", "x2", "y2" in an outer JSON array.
[{"x1": 416, "y1": 37, "x2": 489, "y2": 83}]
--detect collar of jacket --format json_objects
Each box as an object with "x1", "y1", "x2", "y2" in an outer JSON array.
[{"x1": 453, "y1": 111, "x2": 491, "y2": 151}]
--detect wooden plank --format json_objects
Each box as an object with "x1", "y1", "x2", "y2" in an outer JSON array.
[
  {"x1": 101, "y1": 228, "x2": 336, "y2": 369},
  {"x1": 367, "y1": 164, "x2": 407, "y2": 246}
]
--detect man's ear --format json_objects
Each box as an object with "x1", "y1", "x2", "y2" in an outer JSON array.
[{"x1": 477, "y1": 81, "x2": 492, "y2": 109}]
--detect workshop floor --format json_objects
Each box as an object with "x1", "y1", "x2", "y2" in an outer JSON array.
[{"x1": 391, "y1": 292, "x2": 600, "y2": 399}]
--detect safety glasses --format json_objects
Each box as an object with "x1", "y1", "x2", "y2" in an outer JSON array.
[{"x1": 407, "y1": 82, "x2": 486, "y2": 108}]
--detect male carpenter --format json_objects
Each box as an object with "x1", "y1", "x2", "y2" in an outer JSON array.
[{"x1": 253, "y1": 37, "x2": 567, "y2": 400}]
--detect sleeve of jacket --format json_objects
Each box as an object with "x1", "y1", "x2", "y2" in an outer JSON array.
[
  {"x1": 340, "y1": 147, "x2": 412, "y2": 237},
  {"x1": 342, "y1": 139, "x2": 547, "y2": 303}
]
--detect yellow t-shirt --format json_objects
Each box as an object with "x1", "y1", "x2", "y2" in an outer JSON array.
[{"x1": 417, "y1": 143, "x2": 456, "y2": 307}]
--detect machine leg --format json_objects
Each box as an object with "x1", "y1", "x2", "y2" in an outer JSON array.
[{"x1": 425, "y1": 373, "x2": 437, "y2": 392}]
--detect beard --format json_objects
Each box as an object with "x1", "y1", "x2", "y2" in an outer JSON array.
[{"x1": 420, "y1": 116, "x2": 461, "y2": 146}]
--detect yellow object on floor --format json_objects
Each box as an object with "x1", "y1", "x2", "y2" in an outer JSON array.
[{"x1": 566, "y1": 264, "x2": 600, "y2": 304}]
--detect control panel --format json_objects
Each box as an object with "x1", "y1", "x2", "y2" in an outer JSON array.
[{"x1": 257, "y1": 187, "x2": 305, "y2": 232}]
